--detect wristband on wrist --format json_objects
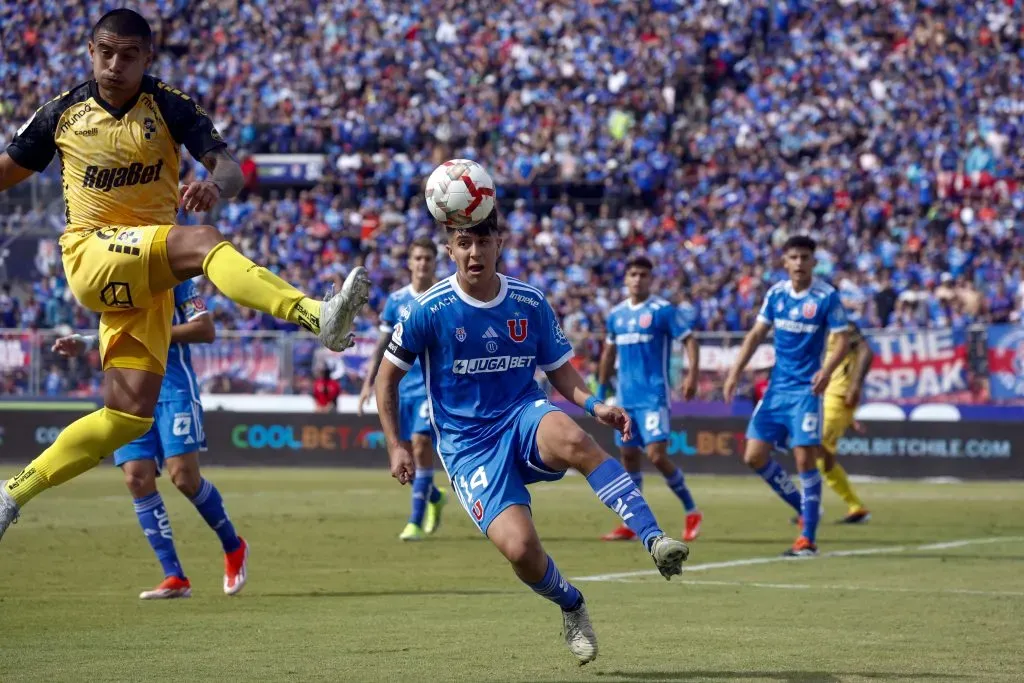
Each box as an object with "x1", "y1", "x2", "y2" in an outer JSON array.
[{"x1": 584, "y1": 396, "x2": 601, "y2": 417}]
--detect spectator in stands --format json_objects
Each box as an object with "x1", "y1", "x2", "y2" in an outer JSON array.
[
  {"x1": 312, "y1": 366, "x2": 341, "y2": 413},
  {"x1": 0, "y1": 284, "x2": 18, "y2": 328}
]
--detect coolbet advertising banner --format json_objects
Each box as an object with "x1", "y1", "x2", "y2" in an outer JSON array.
[
  {"x1": 862, "y1": 328, "x2": 970, "y2": 402},
  {"x1": 986, "y1": 324, "x2": 1024, "y2": 400}
]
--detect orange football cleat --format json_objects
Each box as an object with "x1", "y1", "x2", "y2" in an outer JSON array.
[
  {"x1": 139, "y1": 575, "x2": 192, "y2": 600},
  {"x1": 683, "y1": 511, "x2": 703, "y2": 542},
  {"x1": 224, "y1": 537, "x2": 249, "y2": 596},
  {"x1": 600, "y1": 524, "x2": 637, "y2": 541},
  {"x1": 782, "y1": 536, "x2": 818, "y2": 557}
]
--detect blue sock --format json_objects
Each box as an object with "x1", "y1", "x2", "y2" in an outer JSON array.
[
  {"x1": 133, "y1": 492, "x2": 185, "y2": 579},
  {"x1": 190, "y1": 478, "x2": 241, "y2": 553},
  {"x1": 587, "y1": 458, "x2": 663, "y2": 550},
  {"x1": 428, "y1": 480, "x2": 442, "y2": 504},
  {"x1": 524, "y1": 555, "x2": 583, "y2": 611},
  {"x1": 799, "y1": 470, "x2": 823, "y2": 544},
  {"x1": 628, "y1": 471, "x2": 643, "y2": 492},
  {"x1": 755, "y1": 458, "x2": 802, "y2": 514},
  {"x1": 664, "y1": 468, "x2": 697, "y2": 512},
  {"x1": 409, "y1": 469, "x2": 434, "y2": 526}
]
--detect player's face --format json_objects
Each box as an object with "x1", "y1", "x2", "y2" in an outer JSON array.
[
  {"x1": 407, "y1": 247, "x2": 436, "y2": 282},
  {"x1": 784, "y1": 248, "x2": 815, "y2": 288},
  {"x1": 447, "y1": 230, "x2": 502, "y2": 286},
  {"x1": 625, "y1": 267, "x2": 652, "y2": 300},
  {"x1": 88, "y1": 31, "x2": 152, "y2": 97}
]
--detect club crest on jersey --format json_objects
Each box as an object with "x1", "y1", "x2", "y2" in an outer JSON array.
[
  {"x1": 455, "y1": 327, "x2": 467, "y2": 342},
  {"x1": 507, "y1": 319, "x2": 528, "y2": 343},
  {"x1": 472, "y1": 500, "x2": 484, "y2": 522},
  {"x1": 802, "y1": 302, "x2": 817, "y2": 319},
  {"x1": 638, "y1": 313, "x2": 652, "y2": 329}
]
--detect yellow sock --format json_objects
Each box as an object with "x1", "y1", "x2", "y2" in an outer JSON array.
[
  {"x1": 817, "y1": 458, "x2": 864, "y2": 512},
  {"x1": 4, "y1": 408, "x2": 153, "y2": 507},
  {"x1": 202, "y1": 241, "x2": 321, "y2": 334}
]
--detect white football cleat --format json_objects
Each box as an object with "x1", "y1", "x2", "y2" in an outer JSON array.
[
  {"x1": 318, "y1": 267, "x2": 370, "y2": 352},
  {"x1": 0, "y1": 482, "x2": 19, "y2": 543},
  {"x1": 649, "y1": 535, "x2": 690, "y2": 580},
  {"x1": 562, "y1": 598, "x2": 598, "y2": 665}
]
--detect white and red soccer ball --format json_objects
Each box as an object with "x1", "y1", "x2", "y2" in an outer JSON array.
[{"x1": 424, "y1": 159, "x2": 496, "y2": 228}]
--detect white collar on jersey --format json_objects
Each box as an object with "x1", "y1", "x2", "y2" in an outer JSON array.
[
  {"x1": 786, "y1": 280, "x2": 814, "y2": 299},
  {"x1": 626, "y1": 296, "x2": 651, "y2": 311},
  {"x1": 450, "y1": 273, "x2": 509, "y2": 309}
]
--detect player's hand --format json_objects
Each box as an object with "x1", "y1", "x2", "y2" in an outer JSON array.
[
  {"x1": 844, "y1": 385, "x2": 861, "y2": 408},
  {"x1": 595, "y1": 403, "x2": 632, "y2": 442},
  {"x1": 681, "y1": 371, "x2": 698, "y2": 401},
  {"x1": 357, "y1": 383, "x2": 373, "y2": 417},
  {"x1": 388, "y1": 445, "x2": 415, "y2": 485},
  {"x1": 51, "y1": 335, "x2": 86, "y2": 358},
  {"x1": 811, "y1": 370, "x2": 830, "y2": 395},
  {"x1": 179, "y1": 180, "x2": 221, "y2": 212},
  {"x1": 723, "y1": 373, "x2": 739, "y2": 403}
]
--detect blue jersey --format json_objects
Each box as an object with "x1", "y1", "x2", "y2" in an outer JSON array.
[
  {"x1": 385, "y1": 274, "x2": 574, "y2": 456},
  {"x1": 380, "y1": 284, "x2": 429, "y2": 399},
  {"x1": 159, "y1": 280, "x2": 207, "y2": 404},
  {"x1": 605, "y1": 296, "x2": 692, "y2": 410},
  {"x1": 757, "y1": 279, "x2": 848, "y2": 392}
]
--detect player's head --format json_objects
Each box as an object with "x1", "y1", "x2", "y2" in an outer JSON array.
[
  {"x1": 407, "y1": 237, "x2": 438, "y2": 284},
  {"x1": 445, "y1": 208, "x2": 502, "y2": 287},
  {"x1": 624, "y1": 255, "x2": 654, "y2": 301},
  {"x1": 782, "y1": 235, "x2": 816, "y2": 288},
  {"x1": 89, "y1": 9, "x2": 153, "y2": 96}
]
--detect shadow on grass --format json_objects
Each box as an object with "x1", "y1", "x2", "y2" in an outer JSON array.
[
  {"x1": 526, "y1": 670, "x2": 968, "y2": 682},
  {"x1": 260, "y1": 588, "x2": 517, "y2": 599}
]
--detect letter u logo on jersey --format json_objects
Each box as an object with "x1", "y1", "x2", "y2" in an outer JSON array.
[
  {"x1": 802, "y1": 302, "x2": 818, "y2": 319},
  {"x1": 507, "y1": 319, "x2": 528, "y2": 343}
]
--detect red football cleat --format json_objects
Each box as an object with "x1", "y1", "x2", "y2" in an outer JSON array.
[
  {"x1": 600, "y1": 524, "x2": 637, "y2": 541},
  {"x1": 224, "y1": 537, "x2": 249, "y2": 596},
  {"x1": 683, "y1": 511, "x2": 703, "y2": 542},
  {"x1": 139, "y1": 575, "x2": 191, "y2": 600},
  {"x1": 782, "y1": 536, "x2": 818, "y2": 557}
]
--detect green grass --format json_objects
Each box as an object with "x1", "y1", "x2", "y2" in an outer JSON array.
[{"x1": 2, "y1": 468, "x2": 1023, "y2": 682}]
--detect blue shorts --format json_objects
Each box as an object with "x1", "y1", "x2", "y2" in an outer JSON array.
[
  {"x1": 440, "y1": 399, "x2": 564, "y2": 535},
  {"x1": 615, "y1": 405, "x2": 670, "y2": 449},
  {"x1": 399, "y1": 395, "x2": 432, "y2": 442},
  {"x1": 746, "y1": 389, "x2": 822, "y2": 449},
  {"x1": 114, "y1": 399, "x2": 207, "y2": 469}
]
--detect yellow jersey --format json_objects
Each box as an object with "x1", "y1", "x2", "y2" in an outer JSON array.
[
  {"x1": 825, "y1": 324, "x2": 865, "y2": 400},
  {"x1": 6, "y1": 76, "x2": 225, "y2": 230}
]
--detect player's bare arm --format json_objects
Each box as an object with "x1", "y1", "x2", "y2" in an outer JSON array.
[
  {"x1": 359, "y1": 332, "x2": 392, "y2": 416},
  {"x1": 845, "y1": 329, "x2": 874, "y2": 407},
  {"x1": 597, "y1": 339, "x2": 616, "y2": 397},
  {"x1": 170, "y1": 312, "x2": 215, "y2": 344},
  {"x1": 680, "y1": 335, "x2": 700, "y2": 400},
  {"x1": 181, "y1": 148, "x2": 243, "y2": 212},
  {"x1": 546, "y1": 362, "x2": 632, "y2": 441},
  {"x1": 813, "y1": 330, "x2": 850, "y2": 395},
  {"x1": 376, "y1": 357, "x2": 414, "y2": 484},
  {"x1": 723, "y1": 319, "x2": 771, "y2": 402},
  {"x1": 0, "y1": 153, "x2": 35, "y2": 192}
]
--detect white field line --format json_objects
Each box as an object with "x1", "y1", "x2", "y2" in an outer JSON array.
[
  {"x1": 573, "y1": 536, "x2": 1024, "y2": 582},
  {"x1": 674, "y1": 579, "x2": 1024, "y2": 598}
]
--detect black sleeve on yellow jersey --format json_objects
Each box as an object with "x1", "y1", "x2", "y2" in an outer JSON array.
[
  {"x1": 150, "y1": 78, "x2": 227, "y2": 161},
  {"x1": 6, "y1": 84, "x2": 92, "y2": 172}
]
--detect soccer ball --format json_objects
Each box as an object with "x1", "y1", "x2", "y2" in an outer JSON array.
[{"x1": 424, "y1": 159, "x2": 496, "y2": 228}]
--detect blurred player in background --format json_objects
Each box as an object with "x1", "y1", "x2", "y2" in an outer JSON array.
[
  {"x1": 597, "y1": 256, "x2": 703, "y2": 543},
  {"x1": 360, "y1": 237, "x2": 447, "y2": 541},
  {"x1": 724, "y1": 236, "x2": 850, "y2": 556},
  {"x1": 0, "y1": 9, "x2": 369, "y2": 541},
  {"x1": 377, "y1": 208, "x2": 689, "y2": 665},
  {"x1": 54, "y1": 280, "x2": 247, "y2": 598}
]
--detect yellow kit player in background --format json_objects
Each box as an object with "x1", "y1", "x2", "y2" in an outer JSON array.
[
  {"x1": 0, "y1": 9, "x2": 370, "y2": 540},
  {"x1": 818, "y1": 323, "x2": 873, "y2": 524}
]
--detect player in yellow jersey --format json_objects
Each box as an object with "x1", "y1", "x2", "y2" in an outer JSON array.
[
  {"x1": 0, "y1": 9, "x2": 370, "y2": 541},
  {"x1": 818, "y1": 322, "x2": 873, "y2": 523}
]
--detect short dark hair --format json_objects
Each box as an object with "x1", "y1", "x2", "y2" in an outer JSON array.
[
  {"x1": 446, "y1": 207, "x2": 501, "y2": 238},
  {"x1": 625, "y1": 255, "x2": 654, "y2": 272},
  {"x1": 782, "y1": 235, "x2": 817, "y2": 253},
  {"x1": 409, "y1": 236, "x2": 438, "y2": 257},
  {"x1": 93, "y1": 9, "x2": 153, "y2": 47}
]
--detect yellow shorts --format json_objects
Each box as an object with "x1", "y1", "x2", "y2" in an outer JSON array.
[
  {"x1": 60, "y1": 225, "x2": 179, "y2": 375},
  {"x1": 822, "y1": 395, "x2": 855, "y2": 455}
]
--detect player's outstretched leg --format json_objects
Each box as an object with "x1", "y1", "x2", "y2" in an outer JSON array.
[
  {"x1": 164, "y1": 225, "x2": 369, "y2": 352},
  {"x1": 487, "y1": 505, "x2": 597, "y2": 665},
  {"x1": 537, "y1": 413, "x2": 689, "y2": 580},
  {"x1": 166, "y1": 454, "x2": 247, "y2": 595},
  {"x1": 647, "y1": 442, "x2": 702, "y2": 542},
  {"x1": 601, "y1": 447, "x2": 644, "y2": 541},
  {"x1": 122, "y1": 461, "x2": 192, "y2": 599},
  {"x1": 743, "y1": 440, "x2": 802, "y2": 516}
]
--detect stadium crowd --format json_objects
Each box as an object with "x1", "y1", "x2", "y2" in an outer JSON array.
[{"x1": 3, "y1": 0, "x2": 1024, "y2": 367}]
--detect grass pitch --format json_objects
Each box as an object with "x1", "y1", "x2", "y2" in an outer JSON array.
[{"x1": 1, "y1": 468, "x2": 1022, "y2": 682}]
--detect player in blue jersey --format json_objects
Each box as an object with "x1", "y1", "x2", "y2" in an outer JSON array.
[
  {"x1": 359, "y1": 237, "x2": 447, "y2": 541},
  {"x1": 376, "y1": 209, "x2": 689, "y2": 665},
  {"x1": 723, "y1": 236, "x2": 850, "y2": 557},
  {"x1": 53, "y1": 279, "x2": 247, "y2": 598},
  {"x1": 597, "y1": 256, "x2": 703, "y2": 543}
]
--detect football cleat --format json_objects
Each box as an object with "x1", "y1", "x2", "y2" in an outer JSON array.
[
  {"x1": 838, "y1": 508, "x2": 871, "y2": 524},
  {"x1": 562, "y1": 598, "x2": 598, "y2": 665},
  {"x1": 224, "y1": 537, "x2": 249, "y2": 596},
  {"x1": 399, "y1": 523, "x2": 425, "y2": 541},
  {"x1": 318, "y1": 267, "x2": 370, "y2": 352},
  {"x1": 649, "y1": 535, "x2": 690, "y2": 580},
  {"x1": 683, "y1": 511, "x2": 703, "y2": 542},
  {"x1": 140, "y1": 575, "x2": 192, "y2": 600},
  {"x1": 0, "y1": 482, "x2": 19, "y2": 543},
  {"x1": 600, "y1": 524, "x2": 637, "y2": 542},
  {"x1": 782, "y1": 537, "x2": 819, "y2": 557},
  {"x1": 423, "y1": 489, "x2": 448, "y2": 535}
]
